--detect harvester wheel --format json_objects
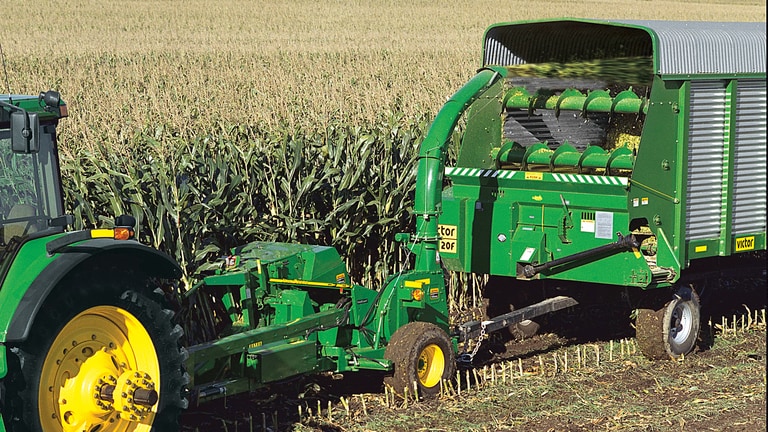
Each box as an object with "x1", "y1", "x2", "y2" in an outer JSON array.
[
  {"x1": 636, "y1": 286, "x2": 700, "y2": 360},
  {"x1": 5, "y1": 277, "x2": 188, "y2": 432},
  {"x1": 383, "y1": 322, "x2": 455, "y2": 398}
]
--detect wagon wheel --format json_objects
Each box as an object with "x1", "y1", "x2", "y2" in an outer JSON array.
[
  {"x1": 510, "y1": 319, "x2": 541, "y2": 340},
  {"x1": 383, "y1": 322, "x2": 455, "y2": 398},
  {"x1": 636, "y1": 286, "x2": 701, "y2": 360},
  {"x1": 483, "y1": 277, "x2": 541, "y2": 341},
  {"x1": 5, "y1": 278, "x2": 188, "y2": 432}
]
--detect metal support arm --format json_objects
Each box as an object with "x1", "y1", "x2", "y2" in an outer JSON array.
[{"x1": 523, "y1": 233, "x2": 640, "y2": 278}]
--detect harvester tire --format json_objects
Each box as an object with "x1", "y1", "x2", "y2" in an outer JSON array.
[
  {"x1": 4, "y1": 276, "x2": 188, "y2": 432},
  {"x1": 383, "y1": 321, "x2": 455, "y2": 398},
  {"x1": 636, "y1": 286, "x2": 700, "y2": 360}
]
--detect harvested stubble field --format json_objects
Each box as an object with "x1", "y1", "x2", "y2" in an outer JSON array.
[
  {"x1": 2, "y1": 1, "x2": 766, "y2": 431},
  {"x1": 181, "y1": 307, "x2": 766, "y2": 431}
]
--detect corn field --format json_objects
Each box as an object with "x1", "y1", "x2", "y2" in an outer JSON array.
[
  {"x1": 1, "y1": 0, "x2": 764, "y2": 310},
  {"x1": 64, "y1": 111, "x2": 433, "y2": 289}
]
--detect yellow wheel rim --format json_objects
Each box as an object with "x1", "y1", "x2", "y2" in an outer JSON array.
[
  {"x1": 39, "y1": 305, "x2": 160, "y2": 432},
  {"x1": 417, "y1": 343, "x2": 445, "y2": 388}
]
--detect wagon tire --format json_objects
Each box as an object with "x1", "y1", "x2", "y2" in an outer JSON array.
[
  {"x1": 383, "y1": 322, "x2": 455, "y2": 398},
  {"x1": 636, "y1": 286, "x2": 700, "y2": 360},
  {"x1": 510, "y1": 319, "x2": 541, "y2": 340},
  {"x1": 482, "y1": 277, "x2": 540, "y2": 341}
]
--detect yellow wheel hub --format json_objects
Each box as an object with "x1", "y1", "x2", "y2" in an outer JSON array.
[
  {"x1": 417, "y1": 343, "x2": 445, "y2": 388},
  {"x1": 39, "y1": 305, "x2": 160, "y2": 432}
]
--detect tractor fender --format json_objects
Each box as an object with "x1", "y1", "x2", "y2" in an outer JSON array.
[{"x1": 4, "y1": 238, "x2": 181, "y2": 343}]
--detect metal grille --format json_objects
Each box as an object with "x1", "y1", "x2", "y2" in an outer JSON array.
[
  {"x1": 732, "y1": 79, "x2": 767, "y2": 234},
  {"x1": 503, "y1": 110, "x2": 609, "y2": 150},
  {"x1": 686, "y1": 81, "x2": 727, "y2": 241}
]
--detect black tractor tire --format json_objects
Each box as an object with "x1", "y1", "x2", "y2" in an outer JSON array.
[
  {"x1": 383, "y1": 321, "x2": 455, "y2": 398},
  {"x1": 636, "y1": 286, "x2": 701, "y2": 360},
  {"x1": 4, "y1": 275, "x2": 188, "y2": 432}
]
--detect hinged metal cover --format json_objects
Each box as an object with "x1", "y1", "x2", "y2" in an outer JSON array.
[{"x1": 484, "y1": 19, "x2": 766, "y2": 76}]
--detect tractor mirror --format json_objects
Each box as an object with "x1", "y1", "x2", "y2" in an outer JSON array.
[
  {"x1": 49, "y1": 214, "x2": 75, "y2": 228},
  {"x1": 11, "y1": 111, "x2": 40, "y2": 153}
]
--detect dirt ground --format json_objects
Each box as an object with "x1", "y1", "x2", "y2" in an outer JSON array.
[{"x1": 180, "y1": 278, "x2": 766, "y2": 432}]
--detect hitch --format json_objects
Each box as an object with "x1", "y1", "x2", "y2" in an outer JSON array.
[{"x1": 456, "y1": 295, "x2": 578, "y2": 341}]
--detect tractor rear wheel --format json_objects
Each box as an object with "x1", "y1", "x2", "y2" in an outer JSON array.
[
  {"x1": 636, "y1": 286, "x2": 701, "y2": 360},
  {"x1": 383, "y1": 322, "x2": 455, "y2": 398},
  {"x1": 5, "y1": 278, "x2": 187, "y2": 432}
]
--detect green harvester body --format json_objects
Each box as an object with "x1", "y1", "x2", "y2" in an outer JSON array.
[{"x1": 440, "y1": 19, "x2": 766, "y2": 288}]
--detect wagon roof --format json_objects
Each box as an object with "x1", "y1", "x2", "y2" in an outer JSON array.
[{"x1": 483, "y1": 19, "x2": 766, "y2": 76}]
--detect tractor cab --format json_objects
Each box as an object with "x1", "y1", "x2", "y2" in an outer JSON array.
[{"x1": 0, "y1": 92, "x2": 67, "y2": 259}]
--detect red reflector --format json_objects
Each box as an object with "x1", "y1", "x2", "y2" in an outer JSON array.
[
  {"x1": 59, "y1": 105, "x2": 68, "y2": 118},
  {"x1": 114, "y1": 227, "x2": 134, "y2": 240}
]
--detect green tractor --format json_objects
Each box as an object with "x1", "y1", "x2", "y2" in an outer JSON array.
[{"x1": 0, "y1": 94, "x2": 187, "y2": 431}]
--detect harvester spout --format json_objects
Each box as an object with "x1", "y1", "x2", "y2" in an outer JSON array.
[{"x1": 411, "y1": 66, "x2": 507, "y2": 270}]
